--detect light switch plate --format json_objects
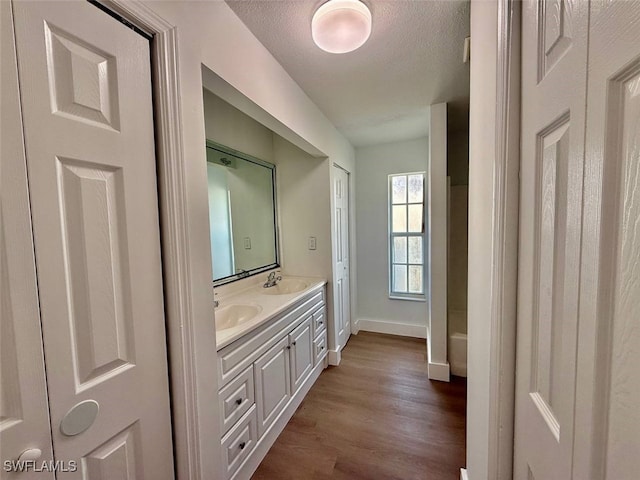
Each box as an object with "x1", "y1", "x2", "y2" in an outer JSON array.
[
  {"x1": 243, "y1": 237, "x2": 251, "y2": 249},
  {"x1": 308, "y1": 236, "x2": 317, "y2": 250}
]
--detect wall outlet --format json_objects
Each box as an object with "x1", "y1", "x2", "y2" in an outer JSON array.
[
  {"x1": 243, "y1": 237, "x2": 251, "y2": 249},
  {"x1": 308, "y1": 236, "x2": 317, "y2": 250}
]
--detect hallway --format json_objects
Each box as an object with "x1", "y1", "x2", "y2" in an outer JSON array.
[{"x1": 252, "y1": 332, "x2": 467, "y2": 480}]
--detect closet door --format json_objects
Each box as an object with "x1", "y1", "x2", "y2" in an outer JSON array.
[
  {"x1": 514, "y1": 0, "x2": 590, "y2": 478},
  {"x1": 1, "y1": 1, "x2": 54, "y2": 477},
  {"x1": 573, "y1": 1, "x2": 640, "y2": 478},
  {"x1": 12, "y1": 1, "x2": 174, "y2": 478}
]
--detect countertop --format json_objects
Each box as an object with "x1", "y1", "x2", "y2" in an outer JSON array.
[{"x1": 215, "y1": 276, "x2": 327, "y2": 350}]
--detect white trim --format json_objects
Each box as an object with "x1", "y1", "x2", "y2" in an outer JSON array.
[
  {"x1": 328, "y1": 348, "x2": 341, "y2": 366},
  {"x1": 466, "y1": 0, "x2": 520, "y2": 479},
  {"x1": 427, "y1": 360, "x2": 451, "y2": 382},
  {"x1": 97, "y1": 2, "x2": 221, "y2": 478},
  {"x1": 356, "y1": 318, "x2": 427, "y2": 339},
  {"x1": 460, "y1": 468, "x2": 469, "y2": 480}
]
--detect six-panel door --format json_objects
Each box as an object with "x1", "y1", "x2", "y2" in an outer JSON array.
[{"x1": 11, "y1": 1, "x2": 174, "y2": 477}]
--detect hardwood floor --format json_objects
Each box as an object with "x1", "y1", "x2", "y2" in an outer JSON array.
[{"x1": 252, "y1": 332, "x2": 467, "y2": 480}]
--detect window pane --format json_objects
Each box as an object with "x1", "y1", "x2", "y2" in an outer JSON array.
[
  {"x1": 408, "y1": 237, "x2": 423, "y2": 264},
  {"x1": 393, "y1": 237, "x2": 407, "y2": 263},
  {"x1": 391, "y1": 175, "x2": 407, "y2": 204},
  {"x1": 392, "y1": 205, "x2": 407, "y2": 233},
  {"x1": 393, "y1": 265, "x2": 407, "y2": 293},
  {"x1": 408, "y1": 204, "x2": 423, "y2": 232},
  {"x1": 408, "y1": 265, "x2": 423, "y2": 294},
  {"x1": 408, "y1": 174, "x2": 424, "y2": 203}
]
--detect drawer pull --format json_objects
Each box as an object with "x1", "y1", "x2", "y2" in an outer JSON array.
[
  {"x1": 239, "y1": 442, "x2": 246, "y2": 450},
  {"x1": 235, "y1": 398, "x2": 242, "y2": 406}
]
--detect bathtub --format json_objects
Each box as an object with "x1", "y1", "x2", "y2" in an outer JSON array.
[{"x1": 449, "y1": 331, "x2": 467, "y2": 377}]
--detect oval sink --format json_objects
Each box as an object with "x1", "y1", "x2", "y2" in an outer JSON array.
[
  {"x1": 215, "y1": 304, "x2": 262, "y2": 330},
  {"x1": 260, "y1": 279, "x2": 309, "y2": 295}
]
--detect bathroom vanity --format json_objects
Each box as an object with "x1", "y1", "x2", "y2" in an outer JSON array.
[{"x1": 215, "y1": 276, "x2": 328, "y2": 480}]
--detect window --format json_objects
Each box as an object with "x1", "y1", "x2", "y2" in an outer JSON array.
[{"x1": 389, "y1": 172, "x2": 426, "y2": 299}]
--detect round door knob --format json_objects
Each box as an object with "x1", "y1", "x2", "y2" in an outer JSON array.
[{"x1": 18, "y1": 448, "x2": 42, "y2": 463}]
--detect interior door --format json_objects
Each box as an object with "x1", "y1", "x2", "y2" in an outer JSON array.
[
  {"x1": 333, "y1": 165, "x2": 351, "y2": 350},
  {"x1": 573, "y1": 1, "x2": 640, "y2": 478},
  {"x1": 12, "y1": 1, "x2": 174, "y2": 478},
  {"x1": 1, "y1": 1, "x2": 54, "y2": 476},
  {"x1": 514, "y1": 0, "x2": 590, "y2": 478}
]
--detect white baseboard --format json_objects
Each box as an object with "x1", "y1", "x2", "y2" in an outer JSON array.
[
  {"x1": 328, "y1": 348, "x2": 341, "y2": 366},
  {"x1": 356, "y1": 318, "x2": 428, "y2": 339},
  {"x1": 460, "y1": 468, "x2": 469, "y2": 480},
  {"x1": 428, "y1": 360, "x2": 451, "y2": 382}
]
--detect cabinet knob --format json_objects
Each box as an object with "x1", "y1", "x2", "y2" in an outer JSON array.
[
  {"x1": 239, "y1": 442, "x2": 246, "y2": 450},
  {"x1": 292, "y1": 341, "x2": 296, "y2": 346},
  {"x1": 235, "y1": 398, "x2": 242, "y2": 406},
  {"x1": 286, "y1": 345, "x2": 290, "y2": 350}
]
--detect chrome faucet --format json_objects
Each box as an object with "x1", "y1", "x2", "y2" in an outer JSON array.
[{"x1": 263, "y1": 271, "x2": 282, "y2": 288}]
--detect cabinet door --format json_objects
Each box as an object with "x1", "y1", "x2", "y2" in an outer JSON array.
[
  {"x1": 289, "y1": 317, "x2": 313, "y2": 394},
  {"x1": 254, "y1": 337, "x2": 291, "y2": 437}
]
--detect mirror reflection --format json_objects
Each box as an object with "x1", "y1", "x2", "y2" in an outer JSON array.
[{"x1": 206, "y1": 141, "x2": 278, "y2": 283}]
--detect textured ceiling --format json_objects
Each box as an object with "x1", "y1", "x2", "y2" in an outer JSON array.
[{"x1": 226, "y1": 0, "x2": 470, "y2": 147}]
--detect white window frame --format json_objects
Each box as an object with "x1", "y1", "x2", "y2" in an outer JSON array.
[{"x1": 388, "y1": 172, "x2": 426, "y2": 301}]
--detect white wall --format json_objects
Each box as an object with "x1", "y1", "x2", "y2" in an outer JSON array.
[
  {"x1": 136, "y1": 1, "x2": 355, "y2": 478},
  {"x1": 274, "y1": 136, "x2": 332, "y2": 281},
  {"x1": 448, "y1": 184, "x2": 468, "y2": 336},
  {"x1": 354, "y1": 137, "x2": 428, "y2": 338},
  {"x1": 203, "y1": 89, "x2": 274, "y2": 162}
]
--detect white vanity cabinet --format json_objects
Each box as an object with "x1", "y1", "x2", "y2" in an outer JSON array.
[{"x1": 217, "y1": 284, "x2": 327, "y2": 480}]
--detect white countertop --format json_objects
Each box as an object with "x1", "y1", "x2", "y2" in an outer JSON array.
[{"x1": 215, "y1": 276, "x2": 327, "y2": 350}]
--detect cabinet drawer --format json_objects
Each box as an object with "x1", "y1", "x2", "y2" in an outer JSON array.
[
  {"x1": 312, "y1": 307, "x2": 326, "y2": 338},
  {"x1": 313, "y1": 333, "x2": 327, "y2": 365},
  {"x1": 219, "y1": 365, "x2": 255, "y2": 436},
  {"x1": 218, "y1": 289, "x2": 324, "y2": 387},
  {"x1": 221, "y1": 406, "x2": 257, "y2": 480}
]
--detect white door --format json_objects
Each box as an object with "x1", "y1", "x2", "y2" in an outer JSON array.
[
  {"x1": 1, "y1": 1, "x2": 54, "y2": 476},
  {"x1": 515, "y1": 1, "x2": 640, "y2": 479},
  {"x1": 515, "y1": 0, "x2": 590, "y2": 478},
  {"x1": 333, "y1": 166, "x2": 351, "y2": 350},
  {"x1": 12, "y1": 1, "x2": 174, "y2": 478},
  {"x1": 573, "y1": 1, "x2": 640, "y2": 478}
]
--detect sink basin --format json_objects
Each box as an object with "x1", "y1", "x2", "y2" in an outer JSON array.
[
  {"x1": 215, "y1": 304, "x2": 262, "y2": 330},
  {"x1": 260, "y1": 279, "x2": 309, "y2": 295}
]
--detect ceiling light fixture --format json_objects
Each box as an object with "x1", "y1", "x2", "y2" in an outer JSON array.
[{"x1": 312, "y1": 0, "x2": 372, "y2": 54}]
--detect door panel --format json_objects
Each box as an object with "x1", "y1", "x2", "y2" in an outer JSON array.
[
  {"x1": 0, "y1": 1, "x2": 54, "y2": 476},
  {"x1": 515, "y1": 0, "x2": 589, "y2": 478},
  {"x1": 12, "y1": 2, "x2": 173, "y2": 478},
  {"x1": 333, "y1": 167, "x2": 351, "y2": 350}
]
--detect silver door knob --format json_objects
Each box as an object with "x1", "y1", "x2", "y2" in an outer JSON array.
[{"x1": 18, "y1": 448, "x2": 42, "y2": 463}]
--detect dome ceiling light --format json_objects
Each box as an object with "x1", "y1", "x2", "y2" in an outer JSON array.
[{"x1": 311, "y1": 0, "x2": 372, "y2": 54}]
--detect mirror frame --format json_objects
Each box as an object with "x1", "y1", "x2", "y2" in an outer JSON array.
[{"x1": 206, "y1": 140, "x2": 280, "y2": 286}]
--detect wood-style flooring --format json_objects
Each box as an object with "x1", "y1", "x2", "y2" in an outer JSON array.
[{"x1": 252, "y1": 332, "x2": 467, "y2": 480}]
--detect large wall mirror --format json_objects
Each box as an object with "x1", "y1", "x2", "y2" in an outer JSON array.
[{"x1": 206, "y1": 141, "x2": 279, "y2": 284}]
